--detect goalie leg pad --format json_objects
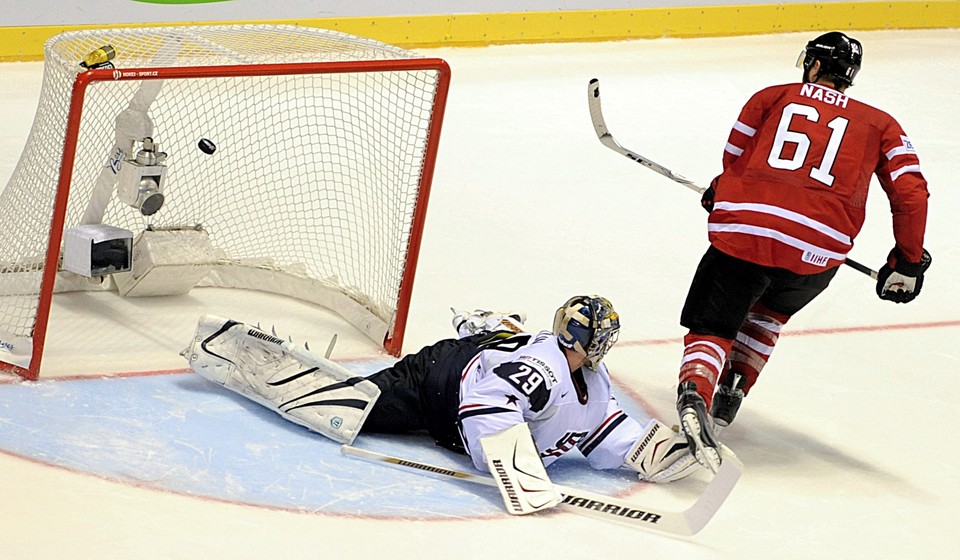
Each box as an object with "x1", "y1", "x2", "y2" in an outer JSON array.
[
  {"x1": 479, "y1": 423, "x2": 562, "y2": 515},
  {"x1": 181, "y1": 314, "x2": 380, "y2": 445}
]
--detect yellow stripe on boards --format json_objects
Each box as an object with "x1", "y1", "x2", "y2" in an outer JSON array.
[{"x1": 1, "y1": 2, "x2": 957, "y2": 61}]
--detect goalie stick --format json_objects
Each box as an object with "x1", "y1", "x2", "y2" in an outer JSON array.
[
  {"x1": 587, "y1": 78, "x2": 879, "y2": 281},
  {"x1": 341, "y1": 444, "x2": 742, "y2": 537}
]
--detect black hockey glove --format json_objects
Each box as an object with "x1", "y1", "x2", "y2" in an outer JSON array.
[
  {"x1": 701, "y1": 176, "x2": 719, "y2": 213},
  {"x1": 875, "y1": 247, "x2": 932, "y2": 304}
]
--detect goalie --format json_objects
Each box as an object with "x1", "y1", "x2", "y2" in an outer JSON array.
[{"x1": 182, "y1": 295, "x2": 700, "y2": 490}]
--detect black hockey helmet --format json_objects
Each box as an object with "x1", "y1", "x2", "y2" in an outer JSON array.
[{"x1": 797, "y1": 31, "x2": 863, "y2": 87}]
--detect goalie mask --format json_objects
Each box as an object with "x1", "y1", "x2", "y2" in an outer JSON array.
[
  {"x1": 553, "y1": 295, "x2": 620, "y2": 368},
  {"x1": 797, "y1": 31, "x2": 863, "y2": 88}
]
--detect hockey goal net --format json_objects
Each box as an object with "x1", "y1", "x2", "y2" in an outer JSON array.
[{"x1": 0, "y1": 25, "x2": 450, "y2": 380}]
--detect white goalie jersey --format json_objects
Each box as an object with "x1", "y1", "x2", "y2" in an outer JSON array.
[{"x1": 458, "y1": 330, "x2": 654, "y2": 472}]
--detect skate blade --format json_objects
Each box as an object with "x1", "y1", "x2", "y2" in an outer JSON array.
[{"x1": 680, "y1": 411, "x2": 722, "y2": 475}]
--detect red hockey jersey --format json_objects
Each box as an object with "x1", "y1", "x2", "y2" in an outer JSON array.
[{"x1": 710, "y1": 82, "x2": 928, "y2": 274}]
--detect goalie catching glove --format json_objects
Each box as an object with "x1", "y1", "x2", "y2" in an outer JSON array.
[{"x1": 626, "y1": 420, "x2": 701, "y2": 483}]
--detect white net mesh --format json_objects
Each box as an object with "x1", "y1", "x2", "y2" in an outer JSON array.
[{"x1": 0, "y1": 25, "x2": 447, "y2": 375}]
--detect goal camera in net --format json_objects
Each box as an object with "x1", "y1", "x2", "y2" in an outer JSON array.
[{"x1": 116, "y1": 137, "x2": 167, "y2": 216}]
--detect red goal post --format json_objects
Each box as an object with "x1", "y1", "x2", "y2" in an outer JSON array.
[{"x1": 0, "y1": 26, "x2": 451, "y2": 380}]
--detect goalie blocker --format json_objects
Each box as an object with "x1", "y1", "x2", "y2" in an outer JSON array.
[
  {"x1": 480, "y1": 423, "x2": 563, "y2": 515},
  {"x1": 475, "y1": 422, "x2": 697, "y2": 515},
  {"x1": 181, "y1": 314, "x2": 380, "y2": 445}
]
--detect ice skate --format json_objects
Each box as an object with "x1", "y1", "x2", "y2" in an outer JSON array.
[
  {"x1": 711, "y1": 372, "x2": 747, "y2": 428},
  {"x1": 677, "y1": 381, "x2": 722, "y2": 474}
]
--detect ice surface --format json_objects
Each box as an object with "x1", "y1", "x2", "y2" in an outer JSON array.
[{"x1": 1, "y1": 29, "x2": 958, "y2": 559}]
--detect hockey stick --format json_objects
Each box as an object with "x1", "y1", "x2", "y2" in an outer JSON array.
[
  {"x1": 341, "y1": 444, "x2": 742, "y2": 537},
  {"x1": 587, "y1": 78, "x2": 878, "y2": 281}
]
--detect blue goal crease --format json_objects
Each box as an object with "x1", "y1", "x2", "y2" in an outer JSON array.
[{"x1": 0, "y1": 359, "x2": 644, "y2": 518}]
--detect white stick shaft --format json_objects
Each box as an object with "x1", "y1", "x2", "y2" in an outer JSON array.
[
  {"x1": 588, "y1": 78, "x2": 705, "y2": 194},
  {"x1": 341, "y1": 444, "x2": 742, "y2": 536}
]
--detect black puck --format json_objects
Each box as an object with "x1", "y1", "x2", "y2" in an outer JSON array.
[{"x1": 198, "y1": 138, "x2": 217, "y2": 155}]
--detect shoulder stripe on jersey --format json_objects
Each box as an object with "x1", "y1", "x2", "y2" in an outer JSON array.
[
  {"x1": 890, "y1": 164, "x2": 922, "y2": 182},
  {"x1": 460, "y1": 354, "x2": 481, "y2": 382},
  {"x1": 724, "y1": 142, "x2": 744, "y2": 157},
  {"x1": 708, "y1": 223, "x2": 849, "y2": 261},
  {"x1": 579, "y1": 412, "x2": 628, "y2": 457},
  {"x1": 459, "y1": 406, "x2": 515, "y2": 421},
  {"x1": 885, "y1": 146, "x2": 916, "y2": 159},
  {"x1": 713, "y1": 201, "x2": 853, "y2": 244},
  {"x1": 733, "y1": 120, "x2": 757, "y2": 136}
]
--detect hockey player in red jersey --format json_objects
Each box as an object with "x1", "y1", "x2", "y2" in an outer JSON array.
[{"x1": 676, "y1": 32, "x2": 931, "y2": 472}]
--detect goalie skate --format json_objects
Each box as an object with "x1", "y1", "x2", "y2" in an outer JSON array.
[
  {"x1": 181, "y1": 314, "x2": 380, "y2": 445},
  {"x1": 451, "y1": 308, "x2": 526, "y2": 338}
]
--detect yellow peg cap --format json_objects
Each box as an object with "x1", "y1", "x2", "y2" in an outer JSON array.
[{"x1": 80, "y1": 45, "x2": 117, "y2": 69}]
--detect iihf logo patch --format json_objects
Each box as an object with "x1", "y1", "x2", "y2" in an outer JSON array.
[
  {"x1": 802, "y1": 251, "x2": 830, "y2": 267},
  {"x1": 330, "y1": 417, "x2": 343, "y2": 429},
  {"x1": 901, "y1": 135, "x2": 916, "y2": 153}
]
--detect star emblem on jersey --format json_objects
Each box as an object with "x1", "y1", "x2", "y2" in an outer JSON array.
[{"x1": 505, "y1": 394, "x2": 519, "y2": 406}]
